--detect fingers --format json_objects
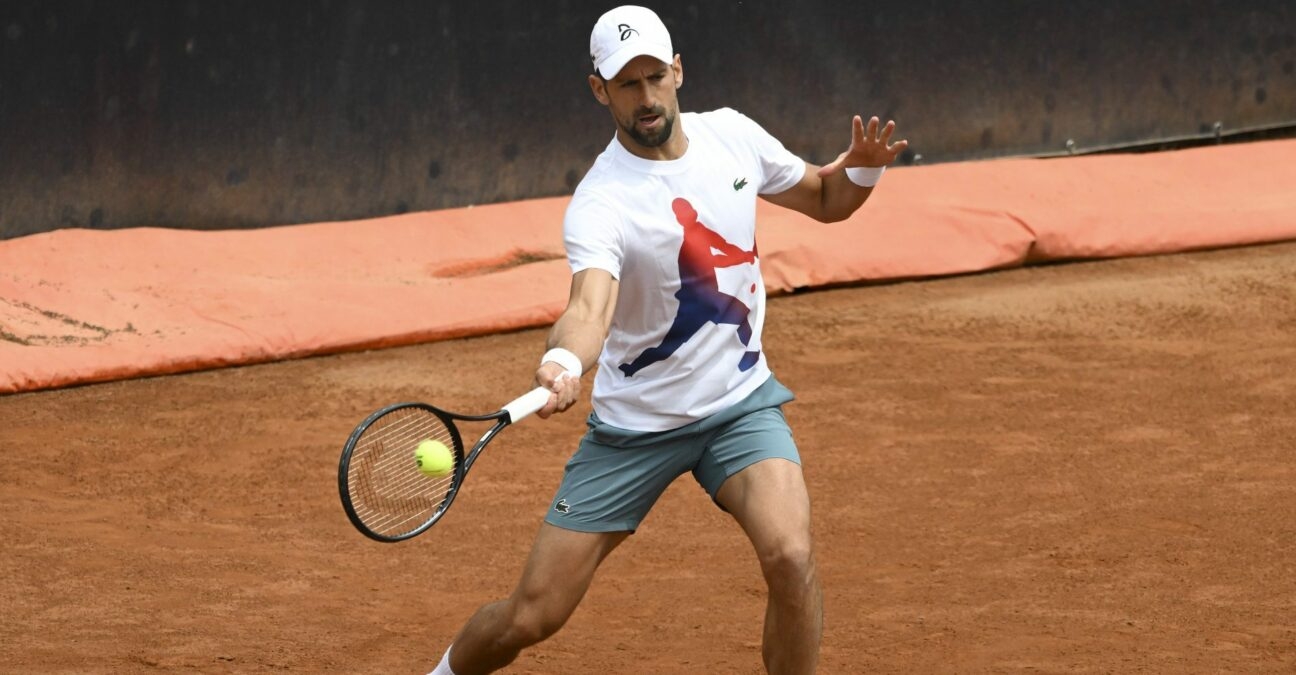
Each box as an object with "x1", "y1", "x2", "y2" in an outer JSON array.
[
  {"x1": 536, "y1": 377, "x2": 579, "y2": 418},
  {"x1": 534, "y1": 364, "x2": 581, "y2": 418},
  {"x1": 864, "y1": 117, "x2": 908, "y2": 161},
  {"x1": 878, "y1": 119, "x2": 895, "y2": 145},
  {"x1": 865, "y1": 116, "x2": 880, "y2": 142},
  {"x1": 554, "y1": 372, "x2": 580, "y2": 409},
  {"x1": 536, "y1": 390, "x2": 559, "y2": 419}
]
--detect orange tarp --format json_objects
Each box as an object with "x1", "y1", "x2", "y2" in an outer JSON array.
[{"x1": 3, "y1": 140, "x2": 1295, "y2": 395}]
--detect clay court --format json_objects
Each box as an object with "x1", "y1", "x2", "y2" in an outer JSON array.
[{"x1": 3, "y1": 240, "x2": 1294, "y2": 673}]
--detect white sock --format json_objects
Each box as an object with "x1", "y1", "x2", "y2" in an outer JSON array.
[{"x1": 427, "y1": 645, "x2": 456, "y2": 675}]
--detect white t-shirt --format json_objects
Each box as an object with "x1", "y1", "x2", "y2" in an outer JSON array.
[{"x1": 564, "y1": 107, "x2": 806, "y2": 431}]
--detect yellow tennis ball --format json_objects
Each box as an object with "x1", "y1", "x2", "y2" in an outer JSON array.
[{"x1": 414, "y1": 439, "x2": 454, "y2": 477}]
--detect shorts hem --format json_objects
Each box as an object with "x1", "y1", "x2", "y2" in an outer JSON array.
[
  {"x1": 706, "y1": 454, "x2": 802, "y2": 501},
  {"x1": 544, "y1": 514, "x2": 640, "y2": 534}
]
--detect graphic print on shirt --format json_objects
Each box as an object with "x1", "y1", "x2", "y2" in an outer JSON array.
[{"x1": 619, "y1": 198, "x2": 762, "y2": 377}]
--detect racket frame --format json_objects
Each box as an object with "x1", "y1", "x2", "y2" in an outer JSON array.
[{"x1": 338, "y1": 386, "x2": 551, "y2": 543}]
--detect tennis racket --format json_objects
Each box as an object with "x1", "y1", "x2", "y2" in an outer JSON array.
[{"x1": 338, "y1": 386, "x2": 553, "y2": 542}]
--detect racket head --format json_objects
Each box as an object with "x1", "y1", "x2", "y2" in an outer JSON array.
[{"x1": 338, "y1": 402, "x2": 467, "y2": 542}]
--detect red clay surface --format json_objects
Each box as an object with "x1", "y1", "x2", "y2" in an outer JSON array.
[{"x1": 3, "y1": 242, "x2": 1295, "y2": 673}]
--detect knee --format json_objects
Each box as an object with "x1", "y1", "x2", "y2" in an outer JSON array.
[
  {"x1": 498, "y1": 596, "x2": 571, "y2": 648},
  {"x1": 758, "y1": 539, "x2": 818, "y2": 592}
]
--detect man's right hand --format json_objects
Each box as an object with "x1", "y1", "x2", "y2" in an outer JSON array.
[{"x1": 535, "y1": 363, "x2": 581, "y2": 419}]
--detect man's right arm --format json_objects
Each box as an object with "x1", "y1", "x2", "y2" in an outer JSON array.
[{"x1": 535, "y1": 268, "x2": 619, "y2": 418}]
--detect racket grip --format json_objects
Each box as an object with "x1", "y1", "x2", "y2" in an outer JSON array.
[{"x1": 503, "y1": 386, "x2": 553, "y2": 424}]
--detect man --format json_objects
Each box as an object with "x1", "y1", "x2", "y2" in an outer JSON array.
[{"x1": 430, "y1": 5, "x2": 906, "y2": 674}]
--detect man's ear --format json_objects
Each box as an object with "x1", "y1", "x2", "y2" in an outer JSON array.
[
  {"x1": 673, "y1": 54, "x2": 683, "y2": 89},
  {"x1": 589, "y1": 74, "x2": 610, "y2": 106}
]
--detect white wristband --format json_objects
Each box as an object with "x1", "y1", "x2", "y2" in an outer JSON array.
[
  {"x1": 845, "y1": 165, "x2": 885, "y2": 188},
  {"x1": 540, "y1": 348, "x2": 582, "y2": 379}
]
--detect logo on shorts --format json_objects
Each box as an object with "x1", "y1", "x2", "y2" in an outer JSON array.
[{"x1": 554, "y1": 499, "x2": 572, "y2": 514}]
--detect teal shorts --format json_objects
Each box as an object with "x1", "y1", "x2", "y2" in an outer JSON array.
[{"x1": 545, "y1": 376, "x2": 799, "y2": 533}]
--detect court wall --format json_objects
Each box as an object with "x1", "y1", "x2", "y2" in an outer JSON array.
[{"x1": 2, "y1": 0, "x2": 1293, "y2": 238}]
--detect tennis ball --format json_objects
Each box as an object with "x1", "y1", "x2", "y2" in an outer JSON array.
[{"x1": 414, "y1": 439, "x2": 454, "y2": 477}]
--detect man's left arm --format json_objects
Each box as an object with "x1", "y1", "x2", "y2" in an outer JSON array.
[{"x1": 762, "y1": 115, "x2": 908, "y2": 223}]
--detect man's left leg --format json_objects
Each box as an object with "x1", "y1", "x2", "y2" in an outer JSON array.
[{"x1": 715, "y1": 458, "x2": 822, "y2": 675}]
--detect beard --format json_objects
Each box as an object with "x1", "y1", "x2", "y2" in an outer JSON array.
[{"x1": 622, "y1": 105, "x2": 676, "y2": 148}]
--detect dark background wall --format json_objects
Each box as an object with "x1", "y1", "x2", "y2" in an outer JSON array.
[{"x1": 1, "y1": 0, "x2": 1293, "y2": 239}]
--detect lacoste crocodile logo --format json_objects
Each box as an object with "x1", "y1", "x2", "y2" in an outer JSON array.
[{"x1": 733, "y1": 177, "x2": 748, "y2": 191}]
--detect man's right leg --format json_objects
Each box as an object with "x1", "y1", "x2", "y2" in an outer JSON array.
[{"x1": 445, "y1": 523, "x2": 629, "y2": 675}]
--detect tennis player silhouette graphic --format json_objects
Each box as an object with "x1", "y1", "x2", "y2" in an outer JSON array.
[{"x1": 619, "y1": 197, "x2": 762, "y2": 377}]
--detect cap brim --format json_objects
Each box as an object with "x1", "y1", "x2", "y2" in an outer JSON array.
[{"x1": 596, "y1": 43, "x2": 674, "y2": 79}]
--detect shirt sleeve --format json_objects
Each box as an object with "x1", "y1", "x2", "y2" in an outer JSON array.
[
  {"x1": 563, "y1": 189, "x2": 624, "y2": 279},
  {"x1": 727, "y1": 109, "x2": 807, "y2": 195}
]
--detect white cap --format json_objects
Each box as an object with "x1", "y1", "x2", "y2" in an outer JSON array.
[{"x1": 590, "y1": 5, "x2": 674, "y2": 79}]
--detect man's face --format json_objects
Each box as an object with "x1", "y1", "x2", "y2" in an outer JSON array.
[{"x1": 590, "y1": 54, "x2": 684, "y2": 150}]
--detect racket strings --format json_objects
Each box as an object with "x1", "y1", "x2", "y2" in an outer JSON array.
[{"x1": 346, "y1": 407, "x2": 460, "y2": 538}]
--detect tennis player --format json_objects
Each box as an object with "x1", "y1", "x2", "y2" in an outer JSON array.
[{"x1": 430, "y1": 6, "x2": 906, "y2": 674}]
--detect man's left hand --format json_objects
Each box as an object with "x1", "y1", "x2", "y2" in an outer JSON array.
[{"x1": 817, "y1": 115, "x2": 909, "y2": 178}]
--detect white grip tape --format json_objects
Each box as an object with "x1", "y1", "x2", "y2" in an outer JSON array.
[
  {"x1": 540, "y1": 348, "x2": 583, "y2": 378},
  {"x1": 845, "y1": 165, "x2": 885, "y2": 187},
  {"x1": 502, "y1": 386, "x2": 552, "y2": 424}
]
